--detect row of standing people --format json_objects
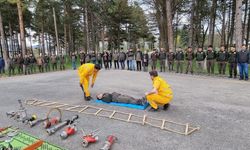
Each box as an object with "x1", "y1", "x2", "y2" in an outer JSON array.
[
  {"x1": 74, "y1": 44, "x2": 249, "y2": 80},
  {"x1": 0, "y1": 53, "x2": 66, "y2": 77}
]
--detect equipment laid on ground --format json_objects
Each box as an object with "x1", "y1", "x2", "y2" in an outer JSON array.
[
  {"x1": 25, "y1": 99, "x2": 200, "y2": 135},
  {"x1": 43, "y1": 107, "x2": 62, "y2": 129},
  {"x1": 100, "y1": 135, "x2": 117, "y2": 150},
  {"x1": 0, "y1": 128, "x2": 64, "y2": 150},
  {"x1": 47, "y1": 115, "x2": 78, "y2": 136},
  {"x1": 60, "y1": 124, "x2": 77, "y2": 139},
  {"x1": 81, "y1": 129, "x2": 100, "y2": 147},
  {"x1": 6, "y1": 100, "x2": 37, "y2": 124},
  {"x1": 0, "y1": 127, "x2": 18, "y2": 138},
  {"x1": 29, "y1": 117, "x2": 47, "y2": 128},
  {"x1": 0, "y1": 126, "x2": 11, "y2": 133},
  {"x1": 6, "y1": 100, "x2": 27, "y2": 122}
]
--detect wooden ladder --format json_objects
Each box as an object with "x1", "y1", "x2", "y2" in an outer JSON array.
[{"x1": 25, "y1": 99, "x2": 200, "y2": 136}]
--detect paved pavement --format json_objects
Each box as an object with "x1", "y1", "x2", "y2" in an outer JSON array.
[{"x1": 0, "y1": 69, "x2": 250, "y2": 150}]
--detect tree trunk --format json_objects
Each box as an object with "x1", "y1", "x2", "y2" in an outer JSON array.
[
  {"x1": 226, "y1": 0, "x2": 232, "y2": 48},
  {"x1": 41, "y1": 25, "x2": 45, "y2": 55},
  {"x1": 101, "y1": 26, "x2": 105, "y2": 51},
  {"x1": 166, "y1": 0, "x2": 174, "y2": 52},
  {"x1": 230, "y1": 0, "x2": 236, "y2": 46},
  {"x1": 53, "y1": 7, "x2": 60, "y2": 55},
  {"x1": 246, "y1": 0, "x2": 250, "y2": 48},
  {"x1": 235, "y1": 0, "x2": 243, "y2": 51},
  {"x1": 85, "y1": 2, "x2": 90, "y2": 52},
  {"x1": 29, "y1": 28, "x2": 33, "y2": 54},
  {"x1": 17, "y1": 0, "x2": 26, "y2": 56},
  {"x1": 8, "y1": 21, "x2": 14, "y2": 54},
  {"x1": 68, "y1": 24, "x2": 73, "y2": 53},
  {"x1": 0, "y1": 11, "x2": 9, "y2": 70},
  {"x1": 208, "y1": 0, "x2": 217, "y2": 46},
  {"x1": 242, "y1": 0, "x2": 248, "y2": 42},
  {"x1": 189, "y1": 0, "x2": 195, "y2": 47},
  {"x1": 221, "y1": 0, "x2": 226, "y2": 46}
]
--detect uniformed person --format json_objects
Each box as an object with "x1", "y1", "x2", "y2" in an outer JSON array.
[
  {"x1": 185, "y1": 47, "x2": 194, "y2": 74},
  {"x1": 16, "y1": 54, "x2": 23, "y2": 74},
  {"x1": 79, "y1": 51, "x2": 86, "y2": 65},
  {"x1": 90, "y1": 51, "x2": 97, "y2": 64},
  {"x1": 195, "y1": 46, "x2": 206, "y2": 74},
  {"x1": 97, "y1": 92, "x2": 146, "y2": 105},
  {"x1": 78, "y1": 63, "x2": 101, "y2": 101},
  {"x1": 51, "y1": 54, "x2": 58, "y2": 71},
  {"x1": 7, "y1": 57, "x2": 15, "y2": 76},
  {"x1": 85, "y1": 52, "x2": 91, "y2": 63},
  {"x1": 175, "y1": 48, "x2": 184, "y2": 73},
  {"x1": 36, "y1": 54, "x2": 44, "y2": 73},
  {"x1": 228, "y1": 46, "x2": 237, "y2": 78},
  {"x1": 44, "y1": 54, "x2": 50, "y2": 72},
  {"x1": 59, "y1": 55, "x2": 65, "y2": 70},
  {"x1": 135, "y1": 49, "x2": 143, "y2": 71},
  {"x1": 167, "y1": 49, "x2": 175, "y2": 72},
  {"x1": 29, "y1": 54, "x2": 36, "y2": 74},
  {"x1": 71, "y1": 52, "x2": 77, "y2": 70},
  {"x1": 103, "y1": 51, "x2": 109, "y2": 69},
  {"x1": 142, "y1": 51, "x2": 149, "y2": 72},
  {"x1": 97, "y1": 52, "x2": 103, "y2": 68},
  {"x1": 206, "y1": 45, "x2": 216, "y2": 75},
  {"x1": 217, "y1": 45, "x2": 228, "y2": 75},
  {"x1": 151, "y1": 49, "x2": 158, "y2": 71},
  {"x1": 23, "y1": 54, "x2": 30, "y2": 75},
  {"x1": 108, "y1": 51, "x2": 113, "y2": 68},
  {"x1": 159, "y1": 48, "x2": 167, "y2": 72},
  {"x1": 113, "y1": 50, "x2": 120, "y2": 69},
  {"x1": 145, "y1": 71, "x2": 173, "y2": 111},
  {"x1": 119, "y1": 51, "x2": 126, "y2": 70}
]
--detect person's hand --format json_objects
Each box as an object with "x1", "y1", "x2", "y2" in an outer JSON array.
[
  {"x1": 91, "y1": 83, "x2": 94, "y2": 88},
  {"x1": 145, "y1": 92, "x2": 149, "y2": 96}
]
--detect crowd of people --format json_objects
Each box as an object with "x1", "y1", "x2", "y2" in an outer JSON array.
[
  {"x1": 74, "y1": 44, "x2": 250, "y2": 81},
  {"x1": 0, "y1": 53, "x2": 66, "y2": 77},
  {"x1": 1, "y1": 44, "x2": 249, "y2": 81}
]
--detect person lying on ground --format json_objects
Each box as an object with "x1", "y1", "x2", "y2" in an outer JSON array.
[{"x1": 96, "y1": 92, "x2": 147, "y2": 106}]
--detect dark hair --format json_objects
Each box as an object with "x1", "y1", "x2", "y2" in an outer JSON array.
[
  {"x1": 208, "y1": 45, "x2": 213, "y2": 48},
  {"x1": 149, "y1": 71, "x2": 158, "y2": 77},
  {"x1": 95, "y1": 64, "x2": 101, "y2": 70}
]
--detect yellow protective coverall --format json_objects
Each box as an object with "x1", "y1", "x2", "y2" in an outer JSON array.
[
  {"x1": 78, "y1": 63, "x2": 98, "y2": 97},
  {"x1": 146, "y1": 76, "x2": 173, "y2": 109}
]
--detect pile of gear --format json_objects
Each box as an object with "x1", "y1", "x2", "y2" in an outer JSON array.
[{"x1": 2, "y1": 100, "x2": 117, "y2": 150}]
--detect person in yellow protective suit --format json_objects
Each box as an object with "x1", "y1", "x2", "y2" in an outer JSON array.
[
  {"x1": 78, "y1": 63, "x2": 101, "y2": 101},
  {"x1": 145, "y1": 71, "x2": 173, "y2": 111}
]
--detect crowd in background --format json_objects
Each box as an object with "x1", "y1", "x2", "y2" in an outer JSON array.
[
  {"x1": 0, "y1": 53, "x2": 66, "y2": 77},
  {"x1": 74, "y1": 44, "x2": 250, "y2": 81},
  {"x1": 1, "y1": 44, "x2": 249, "y2": 81}
]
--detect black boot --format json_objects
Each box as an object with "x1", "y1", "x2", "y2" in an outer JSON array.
[
  {"x1": 85, "y1": 96, "x2": 93, "y2": 101},
  {"x1": 163, "y1": 103, "x2": 170, "y2": 111}
]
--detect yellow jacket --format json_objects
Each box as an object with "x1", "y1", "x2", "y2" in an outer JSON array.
[
  {"x1": 78, "y1": 63, "x2": 98, "y2": 84},
  {"x1": 153, "y1": 76, "x2": 173, "y2": 97}
]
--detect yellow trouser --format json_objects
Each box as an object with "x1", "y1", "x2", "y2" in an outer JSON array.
[
  {"x1": 146, "y1": 94, "x2": 173, "y2": 109},
  {"x1": 80, "y1": 76, "x2": 90, "y2": 97}
]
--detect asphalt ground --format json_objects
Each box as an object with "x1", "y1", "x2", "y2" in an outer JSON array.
[{"x1": 0, "y1": 69, "x2": 250, "y2": 150}]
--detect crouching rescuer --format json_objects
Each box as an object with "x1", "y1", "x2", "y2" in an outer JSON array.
[
  {"x1": 78, "y1": 63, "x2": 101, "y2": 101},
  {"x1": 145, "y1": 71, "x2": 173, "y2": 111}
]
